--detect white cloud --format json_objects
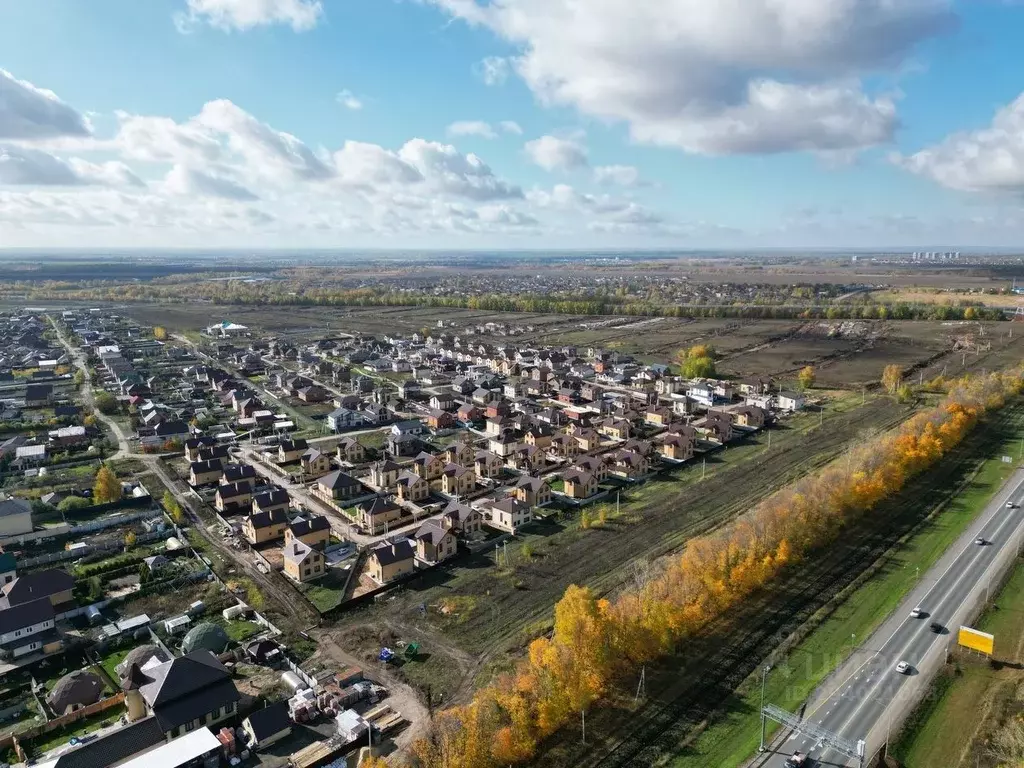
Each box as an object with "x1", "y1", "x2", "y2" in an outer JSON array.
[
  {"x1": 524, "y1": 134, "x2": 588, "y2": 171},
  {"x1": 895, "y1": 92, "x2": 1024, "y2": 193},
  {"x1": 594, "y1": 165, "x2": 640, "y2": 187},
  {"x1": 337, "y1": 90, "x2": 364, "y2": 111},
  {"x1": 431, "y1": 0, "x2": 954, "y2": 155},
  {"x1": 499, "y1": 120, "x2": 523, "y2": 135},
  {"x1": 398, "y1": 138, "x2": 523, "y2": 200},
  {"x1": 175, "y1": 0, "x2": 323, "y2": 32},
  {"x1": 0, "y1": 69, "x2": 91, "y2": 140},
  {"x1": 473, "y1": 56, "x2": 510, "y2": 86},
  {"x1": 0, "y1": 145, "x2": 144, "y2": 188},
  {"x1": 447, "y1": 121, "x2": 498, "y2": 139},
  {"x1": 165, "y1": 164, "x2": 259, "y2": 201}
]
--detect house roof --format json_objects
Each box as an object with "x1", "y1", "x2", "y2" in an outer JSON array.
[
  {"x1": 0, "y1": 596, "x2": 53, "y2": 634},
  {"x1": 135, "y1": 650, "x2": 239, "y2": 732},
  {"x1": 50, "y1": 717, "x2": 165, "y2": 768},
  {"x1": 359, "y1": 496, "x2": 399, "y2": 516},
  {"x1": 47, "y1": 670, "x2": 103, "y2": 714},
  {"x1": 253, "y1": 489, "x2": 290, "y2": 509},
  {"x1": 318, "y1": 470, "x2": 360, "y2": 490},
  {"x1": 370, "y1": 538, "x2": 415, "y2": 566},
  {"x1": 248, "y1": 507, "x2": 289, "y2": 529},
  {"x1": 222, "y1": 463, "x2": 257, "y2": 482},
  {"x1": 2, "y1": 568, "x2": 74, "y2": 606},
  {"x1": 0, "y1": 497, "x2": 32, "y2": 519},
  {"x1": 283, "y1": 539, "x2": 320, "y2": 566},
  {"x1": 217, "y1": 482, "x2": 251, "y2": 500},
  {"x1": 289, "y1": 515, "x2": 330, "y2": 538},
  {"x1": 415, "y1": 520, "x2": 452, "y2": 546},
  {"x1": 245, "y1": 701, "x2": 292, "y2": 742},
  {"x1": 515, "y1": 475, "x2": 546, "y2": 492},
  {"x1": 490, "y1": 497, "x2": 530, "y2": 515}
]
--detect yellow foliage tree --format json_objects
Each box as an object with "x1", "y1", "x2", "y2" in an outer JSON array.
[
  {"x1": 153, "y1": 326, "x2": 168, "y2": 340},
  {"x1": 798, "y1": 366, "x2": 816, "y2": 390},
  {"x1": 93, "y1": 464, "x2": 121, "y2": 504},
  {"x1": 882, "y1": 364, "x2": 903, "y2": 394}
]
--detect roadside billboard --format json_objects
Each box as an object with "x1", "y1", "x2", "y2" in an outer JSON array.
[{"x1": 958, "y1": 626, "x2": 995, "y2": 655}]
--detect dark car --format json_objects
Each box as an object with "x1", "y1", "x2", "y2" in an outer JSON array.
[{"x1": 930, "y1": 622, "x2": 944, "y2": 633}]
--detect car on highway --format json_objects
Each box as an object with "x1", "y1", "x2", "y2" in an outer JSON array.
[
  {"x1": 1006, "y1": 501, "x2": 1017, "y2": 509},
  {"x1": 930, "y1": 621, "x2": 944, "y2": 633},
  {"x1": 975, "y1": 536, "x2": 988, "y2": 545},
  {"x1": 896, "y1": 661, "x2": 911, "y2": 674},
  {"x1": 784, "y1": 752, "x2": 808, "y2": 768},
  {"x1": 910, "y1": 606, "x2": 924, "y2": 618}
]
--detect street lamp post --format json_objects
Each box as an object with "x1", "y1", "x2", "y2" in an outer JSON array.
[{"x1": 758, "y1": 665, "x2": 772, "y2": 752}]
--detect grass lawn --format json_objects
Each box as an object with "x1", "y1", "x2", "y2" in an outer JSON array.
[
  {"x1": 223, "y1": 619, "x2": 261, "y2": 642},
  {"x1": 669, "y1": 408, "x2": 1024, "y2": 768},
  {"x1": 98, "y1": 647, "x2": 133, "y2": 683},
  {"x1": 26, "y1": 706, "x2": 126, "y2": 756},
  {"x1": 303, "y1": 569, "x2": 349, "y2": 613},
  {"x1": 892, "y1": 559, "x2": 1024, "y2": 767}
]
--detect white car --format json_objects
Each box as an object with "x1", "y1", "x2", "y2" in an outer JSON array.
[
  {"x1": 976, "y1": 537, "x2": 987, "y2": 546},
  {"x1": 910, "y1": 607, "x2": 923, "y2": 618},
  {"x1": 1007, "y1": 501, "x2": 1017, "y2": 509},
  {"x1": 895, "y1": 661, "x2": 911, "y2": 674}
]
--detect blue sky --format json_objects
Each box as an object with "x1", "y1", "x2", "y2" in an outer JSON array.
[{"x1": 2, "y1": 0, "x2": 1024, "y2": 249}]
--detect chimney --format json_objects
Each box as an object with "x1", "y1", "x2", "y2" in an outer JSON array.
[{"x1": 391, "y1": 543, "x2": 398, "y2": 556}]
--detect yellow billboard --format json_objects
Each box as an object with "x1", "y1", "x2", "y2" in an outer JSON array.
[{"x1": 958, "y1": 626, "x2": 995, "y2": 655}]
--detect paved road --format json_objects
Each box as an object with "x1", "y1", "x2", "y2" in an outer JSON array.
[
  {"x1": 48, "y1": 315, "x2": 131, "y2": 459},
  {"x1": 757, "y1": 466, "x2": 1024, "y2": 768}
]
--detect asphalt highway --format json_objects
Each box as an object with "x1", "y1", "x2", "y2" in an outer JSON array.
[{"x1": 756, "y1": 467, "x2": 1024, "y2": 768}]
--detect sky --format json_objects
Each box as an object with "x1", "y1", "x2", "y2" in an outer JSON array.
[{"x1": 2, "y1": 0, "x2": 1024, "y2": 250}]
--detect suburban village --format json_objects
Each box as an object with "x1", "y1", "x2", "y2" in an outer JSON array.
[{"x1": 0, "y1": 308, "x2": 809, "y2": 768}]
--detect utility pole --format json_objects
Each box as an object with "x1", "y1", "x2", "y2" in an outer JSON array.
[
  {"x1": 581, "y1": 709, "x2": 586, "y2": 744},
  {"x1": 758, "y1": 665, "x2": 771, "y2": 752},
  {"x1": 701, "y1": 457, "x2": 706, "y2": 480}
]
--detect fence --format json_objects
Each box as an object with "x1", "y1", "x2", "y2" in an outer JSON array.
[
  {"x1": 1, "y1": 692, "x2": 126, "y2": 759},
  {"x1": 19, "y1": 525, "x2": 174, "y2": 569}
]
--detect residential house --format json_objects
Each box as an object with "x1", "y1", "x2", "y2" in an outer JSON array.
[
  {"x1": 297, "y1": 385, "x2": 328, "y2": 403},
  {"x1": 215, "y1": 482, "x2": 252, "y2": 513},
  {"x1": 443, "y1": 441, "x2": 476, "y2": 467},
  {"x1": 222, "y1": 463, "x2": 257, "y2": 490},
  {"x1": 357, "y1": 497, "x2": 404, "y2": 535},
  {"x1": 242, "y1": 701, "x2": 292, "y2": 751},
  {"x1": 572, "y1": 429, "x2": 602, "y2": 453},
  {"x1": 23, "y1": 383, "x2": 53, "y2": 407},
  {"x1": 0, "y1": 498, "x2": 34, "y2": 538},
  {"x1": 777, "y1": 391, "x2": 806, "y2": 412},
  {"x1": 396, "y1": 471, "x2": 430, "y2": 503},
  {"x1": 548, "y1": 433, "x2": 579, "y2": 460},
  {"x1": 252, "y1": 488, "x2": 290, "y2": 517},
  {"x1": 562, "y1": 469, "x2": 599, "y2": 500},
  {"x1": 610, "y1": 449, "x2": 650, "y2": 479},
  {"x1": 391, "y1": 420, "x2": 425, "y2": 438},
  {"x1": 456, "y1": 403, "x2": 481, "y2": 424},
  {"x1": 661, "y1": 427, "x2": 697, "y2": 461},
  {"x1": 441, "y1": 502, "x2": 483, "y2": 536},
  {"x1": 740, "y1": 376, "x2": 777, "y2": 396},
  {"x1": 429, "y1": 393, "x2": 454, "y2": 411},
  {"x1": 734, "y1": 405, "x2": 768, "y2": 428},
  {"x1": 410, "y1": 451, "x2": 443, "y2": 482},
  {"x1": 282, "y1": 540, "x2": 325, "y2": 583},
  {"x1": 514, "y1": 475, "x2": 551, "y2": 507},
  {"x1": 574, "y1": 454, "x2": 610, "y2": 481},
  {"x1": 242, "y1": 507, "x2": 289, "y2": 545},
  {"x1": 335, "y1": 437, "x2": 366, "y2": 464},
  {"x1": 1, "y1": 569, "x2": 75, "y2": 609},
  {"x1": 188, "y1": 459, "x2": 224, "y2": 486},
  {"x1": 441, "y1": 464, "x2": 476, "y2": 497},
  {"x1": 703, "y1": 411, "x2": 734, "y2": 443},
  {"x1": 184, "y1": 437, "x2": 217, "y2": 463},
  {"x1": 523, "y1": 425, "x2": 554, "y2": 450},
  {"x1": 507, "y1": 444, "x2": 544, "y2": 473},
  {"x1": 313, "y1": 470, "x2": 364, "y2": 503},
  {"x1": 488, "y1": 433, "x2": 518, "y2": 458},
  {"x1": 368, "y1": 538, "x2": 416, "y2": 584},
  {"x1": 196, "y1": 445, "x2": 230, "y2": 464},
  {"x1": 599, "y1": 418, "x2": 632, "y2": 441},
  {"x1": 14, "y1": 444, "x2": 47, "y2": 468},
  {"x1": 0, "y1": 598, "x2": 61, "y2": 660},
  {"x1": 387, "y1": 432, "x2": 420, "y2": 457},
  {"x1": 123, "y1": 650, "x2": 240, "y2": 738},
  {"x1": 414, "y1": 520, "x2": 458, "y2": 564},
  {"x1": 486, "y1": 498, "x2": 532, "y2": 534},
  {"x1": 284, "y1": 515, "x2": 331, "y2": 551},
  {"x1": 426, "y1": 409, "x2": 455, "y2": 431},
  {"x1": 369, "y1": 460, "x2": 402, "y2": 490},
  {"x1": 300, "y1": 447, "x2": 332, "y2": 477},
  {"x1": 327, "y1": 407, "x2": 364, "y2": 432},
  {"x1": 645, "y1": 406, "x2": 673, "y2": 427},
  {"x1": 277, "y1": 439, "x2": 308, "y2": 464},
  {"x1": 474, "y1": 450, "x2": 504, "y2": 479}
]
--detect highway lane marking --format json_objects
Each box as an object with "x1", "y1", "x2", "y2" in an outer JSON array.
[
  {"x1": 813, "y1": 496, "x2": 1024, "y2": 763},
  {"x1": 799, "y1": 472, "x2": 1024, "y2": 723}
]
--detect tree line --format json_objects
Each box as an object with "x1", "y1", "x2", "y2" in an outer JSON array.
[{"x1": 406, "y1": 368, "x2": 1024, "y2": 767}]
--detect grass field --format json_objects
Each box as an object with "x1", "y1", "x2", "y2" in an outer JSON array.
[
  {"x1": 893, "y1": 537, "x2": 1024, "y2": 767},
  {"x1": 660, "y1": 405, "x2": 1024, "y2": 768}
]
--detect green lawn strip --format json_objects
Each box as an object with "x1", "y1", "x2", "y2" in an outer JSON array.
[
  {"x1": 98, "y1": 647, "x2": 132, "y2": 683},
  {"x1": 669, "y1": 413, "x2": 1024, "y2": 768},
  {"x1": 26, "y1": 706, "x2": 126, "y2": 755},
  {"x1": 892, "y1": 556, "x2": 1024, "y2": 767}
]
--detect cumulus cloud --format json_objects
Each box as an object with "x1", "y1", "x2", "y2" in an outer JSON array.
[
  {"x1": 398, "y1": 138, "x2": 523, "y2": 200},
  {"x1": 337, "y1": 90, "x2": 363, "y2": 111},
  {"x1": 895, "y1": 92, "x2": 1024, "y2": 193},
  {"x1": 525, "y1": 134, "x2": 588, "y2": 171},
  {"x1": 165, "y1": 164, "x2": 259, "y2": 201},
  {"x1": 0, "y1": 69, "x2": 91, "y2": 140},
  {"x1": 499, "y1": 120, "x2": 523, "y2": 135},
  {"x1": 594, "y1": 165, "x2": 640, "y2": 187},
  {"x1": 431, "y1": 0, "x2": 955, "y2": 155},
  {"x1": 473, "y1": 56, "x2": 510, "y2": 86},
  {"x1": 175, "y1": 0, "x2": 323, "y2": 32},
  {"x1": 447, "y1": 121, "x2": 498, "y2": 139},
  {"x1": 0, "y1": 145, "x2": 144, "y2": 188}
]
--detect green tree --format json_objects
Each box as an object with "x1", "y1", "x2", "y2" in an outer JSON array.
[
  {"x1": 57, "y1": 496, "x2": 92, "y2": 513},
  {"x1": 73, "y1": 369, "x2": 85, "y2": 387},
  {"x1": 94, "y1": 392, "x2": 118, "y2": 415}
]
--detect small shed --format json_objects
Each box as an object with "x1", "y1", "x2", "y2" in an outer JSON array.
[
  {"x1": 181, "y1": 622, "x2": 229, "y2": 654},
  {"x1": 242, "y1": 701, "x2": 292, "y2": 750},
  {"x1": 164, "y1": 615, "x2": 191, "y2": 635}
]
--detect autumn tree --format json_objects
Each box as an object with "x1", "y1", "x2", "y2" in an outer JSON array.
[
  {"x1": 153, "y1": 326, "x2": 168, "y2": 340},
  {"x1": 798, "y1": 366, "x2": 816, "y2": 390},
  {"x1": 163, "y1": 490, "x2": 186, "y2": 525},
  {"x1": 124, "y1": 530, "x2": 137, "y2": 549},
  {"x1": 93, "y1": 464, "x2": 122, "y2": 504},
  {"x1": 676, "y1": 344, "x2": 717, "y2": 379},
  {"x1": 882, "y1": 364, "x2": 903, "y2": 395}
]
